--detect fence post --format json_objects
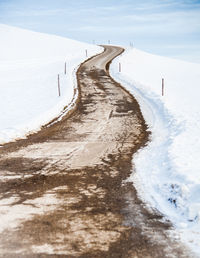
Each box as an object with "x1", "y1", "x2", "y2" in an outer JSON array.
[
  {"x1": 162, "y1": 78, "x2": 164, "y2": 96},
  {"x1": 64, "y1": 62, "x2": 66, "y2": 75},
  {"x1": 85, "y1": 49, "x2": 88, "y2": 57},
  {"x1": 119, "y1": 63, "x2": 121, "y2": 72},
  {"x1": 58, "y1": 74, "x2": 61, "y2": 97}
]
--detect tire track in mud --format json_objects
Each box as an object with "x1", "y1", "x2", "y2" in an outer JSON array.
[{"x1": 0, "y1": 46, "x2": 191, "y2": 257}]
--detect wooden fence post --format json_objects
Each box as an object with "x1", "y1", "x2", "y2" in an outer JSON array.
[
  {"x1": 162, "y1": 78, "x2": 164, "y2": 96},
  {"x1": 64, "y1": 62, "x2": 66, "y2": 75},
  {"x1": 58, "y1": 74, "x2": 61, "y2": 97},
  {"x1": 119, "y1": 63, "x2": 121, "y2": 72},
  {"x1": 85, "y1": 49, "x2": 88, "y2": 57}
]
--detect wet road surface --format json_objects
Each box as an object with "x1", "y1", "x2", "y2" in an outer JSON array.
[{"x1": 0, "y1": 46, "x2": 192, "y2": 257}]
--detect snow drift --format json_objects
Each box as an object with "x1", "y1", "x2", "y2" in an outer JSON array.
[
  {"x1": 0, "y1": 24, "x2": 102, "y2": 144},
  {"x1": 110, "y1": 48, "x2": 200, "y2": 254}
]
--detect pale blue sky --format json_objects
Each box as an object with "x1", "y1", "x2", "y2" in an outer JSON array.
[{"x1": 0, "y1": 0, "x2": 200, "y2": 62}]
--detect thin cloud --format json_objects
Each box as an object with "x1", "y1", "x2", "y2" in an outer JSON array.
[{"x1": 0, "y1": 8, "x2": 67, "y2": 17}]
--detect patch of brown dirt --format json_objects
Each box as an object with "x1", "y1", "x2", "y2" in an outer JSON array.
[{"x1": 0, "y1": 46, "x2": 191, "y2": 257}]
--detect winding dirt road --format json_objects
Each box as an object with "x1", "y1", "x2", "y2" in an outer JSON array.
[{"x1": 0, "y1": 46, "x2": 191, "y2": 257}]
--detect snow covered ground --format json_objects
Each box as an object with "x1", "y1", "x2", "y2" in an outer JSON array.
[
  {"x1": 0, "y1": 24, "x2": 102, "y2": 144},
  {"x1": 110, "y1": 48, "x2": 200, "y2": 254}
]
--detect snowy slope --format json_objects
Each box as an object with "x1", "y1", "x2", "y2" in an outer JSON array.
[
  {"x1": 0, "y1": 24, "x2": 102, "y2": 144},
  {"x1": 110, "y1": 48, "x2": 200, "y2": 254}
]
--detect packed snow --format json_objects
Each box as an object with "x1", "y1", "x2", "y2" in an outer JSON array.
[
  {"x1": 110, "y1": 48, "x2": 200, "y2": 254},
  {"x1": 0, "y1": 24, "x2": 102, "y2": 144}
]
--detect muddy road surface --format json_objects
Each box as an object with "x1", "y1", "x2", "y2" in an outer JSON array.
[{"x1": 0, "y1": 46, "x2": 191, "y2": 257}]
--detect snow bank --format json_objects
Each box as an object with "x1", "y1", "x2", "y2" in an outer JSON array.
[
  {"x1": 0, "y1": 24, "x2": 102, "y2": 144},
  {"x1": 110, "y1": 48, "x2": 200, "y2": 253}
]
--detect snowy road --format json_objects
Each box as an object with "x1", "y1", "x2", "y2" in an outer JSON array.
[{"x1": 0, "y1": 46, "x2": 191, "y2": 257}]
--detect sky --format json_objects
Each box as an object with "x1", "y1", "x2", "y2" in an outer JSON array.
[{"x1": 0, "y1": 0, "x2": 200, "y2": 63}]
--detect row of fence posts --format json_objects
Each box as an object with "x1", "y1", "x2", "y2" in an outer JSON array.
[
  {"x1": 58, "y1": 48, "x2": 165, "y2": 97},
  {"x1": 111, "y1": 40, "x2": 165, "y2": 96},
  {"x1": 57, "y1": 49, "x2": 88, "y2": 97}
]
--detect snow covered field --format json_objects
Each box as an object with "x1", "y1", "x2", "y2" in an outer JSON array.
[
  {"x1": 110, "y1": 48, "x2": 200, "y2": 254},
  {"x1": 0, "y1": 24, "x2": 102, "y2": 144}
]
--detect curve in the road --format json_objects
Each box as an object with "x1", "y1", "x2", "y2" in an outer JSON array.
[{"x1": 0, "y1": 46, "x2": 191, "y2": 257}]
